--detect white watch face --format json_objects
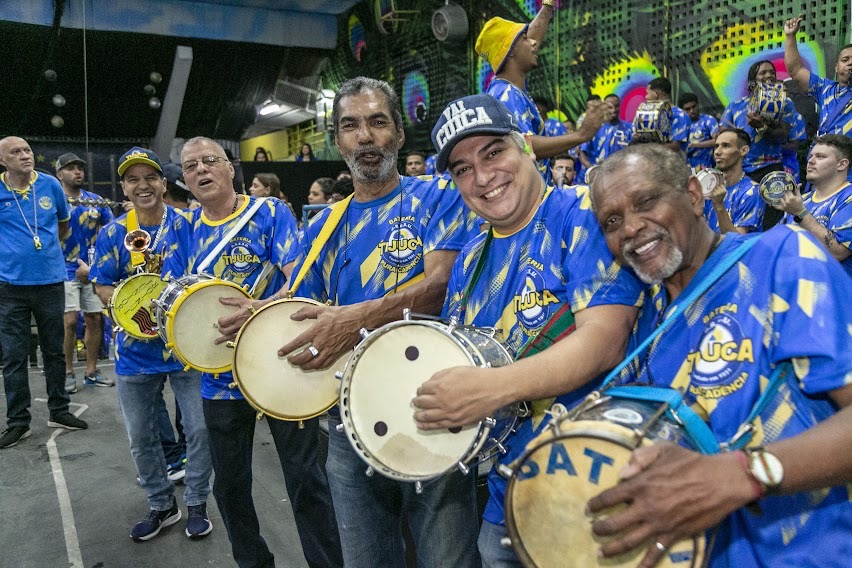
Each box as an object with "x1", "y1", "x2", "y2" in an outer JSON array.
[{"x1": 750, "y1": 450, "x2": 784, "y2": 487}]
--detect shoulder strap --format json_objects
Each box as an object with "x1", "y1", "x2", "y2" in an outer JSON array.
[
  {"x1": 125, "y1": 209, "x2": 146, "y2": 268},
  {"x1": 818, "y1": 86, "x2": 852, "y2": 135},
  {"x1": 287, "y1": 194, "x2": 353, "y2": 296},
  {"x1": 197, "y1": 197, "x2": 267, "y2": 274}
]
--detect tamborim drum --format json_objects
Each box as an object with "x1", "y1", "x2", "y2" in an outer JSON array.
[
  {"x1": 632, "y1": 100, "x2": 672, "y2": 143},
  {"x1": 108, "y1": 273, "x2": 167, "y2": 340},
  {"x1": 340, "y1": 315, "x2": 519, "y2": 482},
  {"x1": 748, "y1": 82, "x2": 786, "y2": 122},
  {"x1": 155, "y1": 274, "x2": 250, "y2": 374},
  {"x1": 231, "y1": 298, "x2": 345, "y2": 421},
  {"x1": 504, "y1": 386, "x2": 712, "y2": 568},
  {"x1": 695, "y1": 168, "x2": 725, "y2": 199},
  {"x1": 759, "y1": 171, "x2": 796, "y2": 208}
]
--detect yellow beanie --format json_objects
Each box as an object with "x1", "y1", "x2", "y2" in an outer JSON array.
[{"x1": 475, "y1": 17, "x2": 528, "y2": 74}]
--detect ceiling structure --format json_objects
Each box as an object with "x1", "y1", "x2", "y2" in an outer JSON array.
[{"x1": 1, "y1": 0, "x2": 362, "y2": 142}]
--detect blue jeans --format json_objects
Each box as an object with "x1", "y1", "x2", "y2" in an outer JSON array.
[
  {"x1": 0, "y1": 282, "x2": 69, "y2": 428},
  {"x1": 326, "y1": 414, "x2": 480, "y2": 568},
  {"x1": 479, "y1": 520, "x2": 523, "y2": 568},
  {"x1": 157, "y1": 392, "x2": 186, "y2": 465},
  {"x1": 203, "y1": 399, "x2": 343, "y2": 568},
  {"x1": 116, "y1": 370, "x2": 212, "y2": 510}
]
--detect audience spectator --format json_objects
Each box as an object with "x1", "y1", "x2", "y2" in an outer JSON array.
[
  {"x1": 404, "y1": 151, "x2": 427, "y2": 176},
  {"x1": 296, "y1": 143, "x2": 316, "y2": 162},
  {"x1": 249, "y1": 173, "x2": 282, "y2": 199},
  {"x1": 307, "y1": 177, "x2": 334, "y2": 205},
  {"x1": 254, "y1": 147, "x2": 271, "y2": 162}
]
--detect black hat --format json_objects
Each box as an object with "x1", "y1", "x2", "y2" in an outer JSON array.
[{"x1": 55, "y1": 153, "x2": 86, "y2": 172}]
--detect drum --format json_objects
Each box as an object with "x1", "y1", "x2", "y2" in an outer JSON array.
[
  {"x1": 231, "y1": 298, "x2": 345, "y2": 421},
  {"x1": 340, "y1": 317, "x2": 519, "y2": 482},
  {"x1": 748, "y1": 82, "x2": 786, "y2": 122},
  {"x1": 504, "y1": 386, "x2": 711, "y2": 568},
  {"x1": 758, "y1": 171, "x2": 796, "y2": 208},
  {"x1": 154, "y1": 274, "x2": 250, "y2": 373},
  {"x1": 695, "y1": 168, "x2": 725, "y2": 199},
  {"x1": 632, "y1": 100, "x2": 672, "y2": 143},
  {"x1": 108, "y1": 273, "x2": 167, "y2": 340}
]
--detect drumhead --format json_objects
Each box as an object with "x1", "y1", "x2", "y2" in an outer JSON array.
[
  {"x1": 505, "y1": 421, "x2": 704, "y2": 567},
  {"x1": 342, "y1": 322, "x2": 481, "y2": 480},
  {"x1": 167, "y1": 280, "x2": 249, "y2": 373},
  {"x1": 232, "y1": 299, "x2": 343, "y2": 421},
  {"x1": 110, "y1": 273, "x2": 166, "y2": 340}
]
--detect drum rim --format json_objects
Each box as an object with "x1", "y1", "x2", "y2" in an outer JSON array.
[
  {"x1": 231, "y1": 297, "x2": 343, "y2": 421},
  {"x1": 109, "y1": 272, "x2": 167, "y2": 340},
  {"x1": 504, "y1": 421, "x2": 704, "y2": 568},
  {"x1": 338, "y1": 320, "x2": 504, "y2": 482},
  {"x1": 164, "y1": 278, "x2": 250, "y2": 374}
]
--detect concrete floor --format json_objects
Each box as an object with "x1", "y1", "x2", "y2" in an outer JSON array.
[{"x1": 0, "y1": 360, "x2": 310, "y2": 568}]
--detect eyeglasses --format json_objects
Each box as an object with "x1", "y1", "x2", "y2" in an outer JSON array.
[{"x1": 181, "y1": 155, "x2": 229, "y2": 173}]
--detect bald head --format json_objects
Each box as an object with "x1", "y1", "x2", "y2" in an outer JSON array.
[{"x1": 0, "y1": 136, "x2": 35, "y2": 178}]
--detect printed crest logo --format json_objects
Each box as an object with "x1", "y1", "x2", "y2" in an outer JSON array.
[
  {"x1": 379, "y1": 219, "x2": 422, "y2": 272},
  {"x1": 222, "y1": 238, "x2": 260, "y2": 274},
  {"x1": 39, "y1": 196, "x2": 53, "y2": 210},
  {"x1": 513, "y1": 265, "x2": 559, "y2": 331},
  {"x1": 688, "y1": 311, "x2": 754, "y2": 388},
  {"x1": 434, "y1": 100, "x2": 495, "y2": 149}
]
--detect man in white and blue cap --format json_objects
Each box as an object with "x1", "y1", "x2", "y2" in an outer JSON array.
[{"x1": 414, "y1": 94, "x2": 644, "y2": 566}]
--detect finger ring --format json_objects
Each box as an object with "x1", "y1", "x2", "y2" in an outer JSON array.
[
  {"x1": 307, "y1": 346, "x2": 320, "y2": 358},
  {"x1": 247, "y1": 305, "x2": 256, "y2": 315},
  {"x1": 655, "y1": 542, "x2": 667, "y2": 553}
]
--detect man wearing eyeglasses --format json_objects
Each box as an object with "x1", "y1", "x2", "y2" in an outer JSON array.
[{"x1": 161, "y1": 137, "x2": 343, "y2": 568}]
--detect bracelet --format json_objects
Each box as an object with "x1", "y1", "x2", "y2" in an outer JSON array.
[
  {"x1": 793, "y1": 209, "x2": 810, "y2": 222},
  {"x1": 271, "y1": 293, "x2": 283, "y2": 301},
  {"x1": 542, "y1": 0, "x2": 554, "y2": 7},
  {"x1": 734, "y1": 450, "x2": 764, "y2": 500}
]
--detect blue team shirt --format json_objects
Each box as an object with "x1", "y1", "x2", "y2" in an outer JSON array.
[
  {"x1": 292, "y1": 175, "x2": 472, "y2": 305},
  {"x1": 161, "y1": 196, "x2": 300, "y2": 400},
  {"x1": 687, "y1": 114, "x2": 719, "y2": 169},
  {"x1": 0, "y1": 172, "x2": 69, "y2": 285},
  {"x1": 628, "y1": 228, "x2": 852, "y2": 567},
  {"x1": 485, "y1": 79, "x2": 551, "y2": 184},
  {"x1": 721, "y1": 96, "x2": 806, "y2": 172},
  {"x1": 703, "y1": 176, "x2": 765, "y2": 233},
  {"x1": 442, "y1": 186, "x2": 644, "y2": 526},
  {"x1": 543, "y1": 117, "x2": 566, "y2": 137},
  {"x1": 90, "y1": 207, "x2": 188, "y2": 375},
  {"x1": 62, "y1": 189, "x2": 114, "y2": 280},
  {"x1": 670, "y1": 105, "x2": 691, "y2": 152},
  {"x1": 809, "y1": 74, "x2": 852, "y2": 136},
  {"x1": 425, "y1": 154, "x2": 438, "y2": 175},
  {"x1": 782, "y1": 181, "x2": 852, "y2": 277},
  {"x1": 583, "y1": 120, "x2": 633, "y2": 173}
]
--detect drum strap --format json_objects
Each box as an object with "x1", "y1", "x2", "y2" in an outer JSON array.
[
  {"x1": 197, "y1": 197, "x2": 268, "y2": 274},
  {"x1": 287, "y1": 194, "x2": 353, "y2": 296},
  {"x1": 818, "y1": 87, "x2": 852, "y2": 135},
  {"x1": 125, "y1": 209, "x2": 146, "y2": 269}
]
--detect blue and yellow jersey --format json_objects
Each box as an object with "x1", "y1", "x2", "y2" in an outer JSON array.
[
  {"x1": 670, "y1": 105, "x2": 691, "y2": 152},
  {"x1": 630, "y1": 228, "x2": 852, "y2": 567},
  {"x1": 783, "y1": 181, "x2": 852, "y2": 277},
  {"x1": 90, "y1": 207, "x2": 188, "y2": 375},
  {"x1": 721, "y1": 96, "x2": 806, "y2": 172},
  {"x1": 443, "y1": 186, "x2": 644, "y2": 526},
  {"x1": 0, "y1": 172, "x2": 69, "y2": 285},
  {"x1": 583, "y1": 120, "x2": 633, "y2": 170},
  {"x1": 424, "y1": 154, "x2": 438, "y2": 175},
  {"x1": 291, "y1": 175, "x2": 472, "y2": 305},
  {"x1": 687, "y1": 114, "x2": 719, "y2": 169},
  {"x1": 161, "y1": 196, "x2": 300, "y2": 399},
  {"x1": 809, "y1": 74, "x2": 852, "y2": 136},
  {"x1": 703, "y1": 176, "x2": 765, "y2": 233},
  {"x1": 62, "y1": 189, "x2": 114, "y2": 280}
]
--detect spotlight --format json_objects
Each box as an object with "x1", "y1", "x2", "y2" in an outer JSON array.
[
  {"x1": 259, "y1": 101, "x2": 280, "y2": 116},
  {"x1": 52, "y1": 94, "x2": 66, "y2": 107},
  {"x1": 144, "y1": 84, "x2": 156, "y2": 95},
  {"x1": 148, "y1": 97, "x2": 162, "y2": 109},
  {"x1": 44, "y1": 69, "x2": 57, "y2": 82},
  {"x1": 150, "y1": 72, "x2": 162, "y2": 84},
  {"x1": 51, "y1": 115, "x2": 64, "y2": 128}
]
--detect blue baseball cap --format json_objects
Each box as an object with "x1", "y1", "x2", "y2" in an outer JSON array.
[
  {"x1": 431, "y1": 94, "x2": 520, "y2": 173},
  {"x1": 117, "y1": 146, "x2": 163, "y2": 176}
]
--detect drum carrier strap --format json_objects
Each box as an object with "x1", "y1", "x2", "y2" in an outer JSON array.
[
  {"x1": 818, "y1": 87, "x2": 852, "y2": 136},
  {"x1": 598, "y1": 235, "x2": 791, "y2": 453},
  {"x1": 196, "y1": 197, "x2": 268, "y2": 274},
  {"x1": 126, "y1": 209, "x2": 146, "y2": 269}
]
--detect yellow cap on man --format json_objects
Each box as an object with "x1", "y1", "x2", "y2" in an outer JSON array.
[{"x1": 475, "y1": 17, "x2": 528, "y2": 74}]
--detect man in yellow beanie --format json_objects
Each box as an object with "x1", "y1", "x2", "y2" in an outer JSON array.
[{"x1": 475, "y1": 2, "x2": 607, "y2": 182}]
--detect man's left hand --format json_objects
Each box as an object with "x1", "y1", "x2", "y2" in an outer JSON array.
[
  {"x1": 413, "y1": 366, "x2": 505, "y2": 430},
  {"x1": 777, "y1": 183, "x2": 805, "y2": 214},
  {"x1": 278, "y1": 304, "x2": 364, "y2": 371},
  {"x1": 214, "y1": 296, "x2": 270, "y2": 344},
  {"x1": 75, "y1": 259, "x2": 90, "y2": 284},
  {"x1": 587, "y1": 443, "x2": 757, "y2": 567},
  {"x1": 746, "y1": 112, "x2": 767, "y2": 130}
]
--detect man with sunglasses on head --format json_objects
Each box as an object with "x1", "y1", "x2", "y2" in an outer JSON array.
[{"x1": 161, "y1": 137, "x2": 342, "y2": 568}]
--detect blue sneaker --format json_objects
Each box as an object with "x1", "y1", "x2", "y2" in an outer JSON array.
[
  {"x1": 185, "y1": 503, "x2": 213, "y2": 539},
  {"x1": 131, "y1": 500, "x2": 182, "y2": 541},
  {"x1": 167, "y1": 458, "x2": 187, "y2": 484},
  {"x1": 83, "y1": 369, "x2": 115, "y2": 387}
]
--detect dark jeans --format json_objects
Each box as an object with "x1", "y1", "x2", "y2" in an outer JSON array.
[
  {"x1": 202, "y1": 399, "x2": 343, "y2": 568},
  {"x1": 0, "y1": 282, "x2": 70, "y2": 428},
  {"x1": 747, "y1": 162, "x2": 785, "y2": 231}
]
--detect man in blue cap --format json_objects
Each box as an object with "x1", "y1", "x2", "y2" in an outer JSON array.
[{"x1": 415, "y1": 94, "x2": 644, "y2": 566}]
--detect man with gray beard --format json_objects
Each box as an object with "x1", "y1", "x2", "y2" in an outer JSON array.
[{"x1": 277, "y1": 77, "x2": 481, "y2": 568}]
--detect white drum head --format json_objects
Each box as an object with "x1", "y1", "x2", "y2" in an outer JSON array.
[
  {"x1": 170, "y1": 282, "x2": 247, "y2": 371},
  {"x1": 233, "y1": 300, "x2": 342, "y2": 420},
  {"x1": 347, "y1": 324, "x2": 479, "y2": 478}
]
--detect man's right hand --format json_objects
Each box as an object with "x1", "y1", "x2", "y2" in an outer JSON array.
[
  {"x1": 577, "y1": 101, "x2": 609, "y2": 141},
  {"x1": 784, "y1": 15, "x2": 804, "y2": 37}
]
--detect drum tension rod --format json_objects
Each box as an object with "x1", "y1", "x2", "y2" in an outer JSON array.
[
  {"x1": 457, "y1": 461, "x2": 470, "y2": 475},
  {"x1": 365, "y1": 466, "x2": 375, "y2": 477},
  {"x1": 414, "y1": 481, "x2": 424, "y2": 494},
  {"x1": 632, "y1": 402, "x2": 670, "y2": 448}
]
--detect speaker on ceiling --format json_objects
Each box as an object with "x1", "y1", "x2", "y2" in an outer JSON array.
[{"x1": 432, "y1": 2, "x2": 468, "y2": 42}]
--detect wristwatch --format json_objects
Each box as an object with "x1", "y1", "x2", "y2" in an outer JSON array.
[
  {"x1": 745, "y1": 447, "x2": 784, "y2": 495},
  {"x1": 793, "y1": 209, "x2": 810, "y2": 223}
]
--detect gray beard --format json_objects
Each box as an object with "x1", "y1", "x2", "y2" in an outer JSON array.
[
  {"x1": 625, "y1": 245, "x2": 684, "y2": 285},
  {"x1": 344, "y1": 147, "x2": 397, "y2": 183}
]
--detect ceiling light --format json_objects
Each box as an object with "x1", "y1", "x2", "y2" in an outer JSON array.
[{"x1": 259, "y1": 102, "x2": 280, "y2": 116}]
